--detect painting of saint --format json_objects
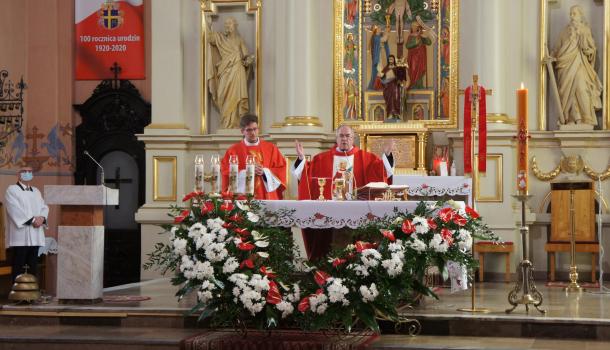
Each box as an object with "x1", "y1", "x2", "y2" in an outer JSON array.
[
  {"x1": 344, "y1": 77, "x2": 358, "y2": 120},
  {"x1": 367, "y1": 25, "x2": 390, "y2": 90},
  {"x1": 406, "y1": 21, "x2": 432, "y2": 89},
  {"x1": 344, "y1": 33, "x2": 356, "y2": 72}
]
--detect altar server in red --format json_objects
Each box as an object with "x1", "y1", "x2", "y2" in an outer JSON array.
[{"x1": 221, "y1": 114, "x2": 287, "y2": 199}]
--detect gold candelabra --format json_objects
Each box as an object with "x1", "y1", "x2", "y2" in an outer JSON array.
[{"x1": 565, "y1": 189, "x2": 583, "y2": 293}]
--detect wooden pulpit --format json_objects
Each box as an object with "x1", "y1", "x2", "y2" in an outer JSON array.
[
  {"x1": 545, "y1": 181, "x2": 598, "y2": 282},
  {"x1": 45, "y1": 185, "x2": 119, "y2": 302}
]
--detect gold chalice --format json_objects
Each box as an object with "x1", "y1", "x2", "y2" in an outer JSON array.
[{"x1": 317, "y1": 178, "x2": 327, "y2": 200}]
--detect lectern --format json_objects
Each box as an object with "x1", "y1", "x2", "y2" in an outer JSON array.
[{"x1": 45, "y1": 185, "x2": 118, "y2": 303}]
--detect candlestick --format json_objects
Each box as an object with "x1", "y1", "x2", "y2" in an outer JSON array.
[
  {"x1": 228, "y1": 155, "x2": 239, "y2": 193},
  {"x1": 245, "y1": 155, "x2": 255, "y2": 195},
  {"x1": 194, "y1": 155, "x2": 204, "y2": 192},
  {"x1": 517, "y1": 83, "x2": 528, "y2": 195},
  {"x1": 210, "y1": 154, "x2": 221, "y2": 194}
]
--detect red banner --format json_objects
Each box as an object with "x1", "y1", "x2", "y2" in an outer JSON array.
[{"x1": 75, "y1": 0, "x2": 145, "y2": 80}]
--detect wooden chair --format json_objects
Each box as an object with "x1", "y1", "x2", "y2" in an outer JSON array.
[
  {"x1": 474, "y1": 241, "x2": 513, "y2": 282},
  {"x1": 545, "y1": 182, "x2": 598, "y2": 282}
]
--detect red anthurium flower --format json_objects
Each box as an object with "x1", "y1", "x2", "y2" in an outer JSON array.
[
  {"x1": 355, "y1": 241, "x2": 374, "y2": 253},
  {"x1": 315, "y1": 289, "x2": 324, "y2": 295},
  {"x1": 266, "y1": 281, "x2": 282, "y2": 305},
  {"x1": 234, "y1": 228, "x2": 250, "y2": 237},
  {"x1": 174, "y1": 215, "x2": 185, "y2": 224},
  {"x1": 235, "y1": 194, "x2": 248, "y2": 201},
  {"x1": 441, "y1": 228, "x2": 453, "y2": 240},
  {"x1": 332, "y1": 258, "x2": 347, "y2": 268},
  {"x1": 465, "y1": 206, "x2": 480, "y2": 219},
  {"x1": 438, "y1": 207, "x2": 454, "y2": 223},
  {"x1": 229, "y1": 214, "x2": 243, "y2": 223},
  {"x1": 453, "y1": 214, "x2": 467, "y2": 226},
  {"x1": 221, "y1": 191, "x2": 234, "y2": 200},
  {"x1": 220, "y1": 201, "x2": 234, "y2": 212},
  {"x1": 222, "y1": 222, "x2": 234, "y2": 229},
  {"x1": 182, "y1": 191, "x2": 202, "y2": 202},
  {"x1": 260, "y1": 266, "x2": 277, "y2": 279},
  {"x1": 427, "y1": 218, "x2": 438, "y2": 230},
  {"x1": 314, "y1": 270, "x2": 331, "y2": 287},
  {"x1": 237, "y1": 242, "x2": 255, "y2": 251},
  {"x1": 380, "y1": 229, "x2": 396, "y2": 242},
  {"x1": 240, "y1": 259, "x2": 254, "y2": 269},
  {"x1": 401, "y1": 220, "x2": 415, "y2": 235},
  {"x1": 200, "y1": 201, "x2": 215, "y2": 215},
  {"x1": 298, "y1": 297, "x2": 310, "y2": 312}
]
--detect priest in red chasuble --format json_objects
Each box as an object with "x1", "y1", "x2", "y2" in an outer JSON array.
[
  {"x1": 221, "y1": 114, "x2": 287, "y2": 199},
  {"x1": 292, "y1": 125, "x2": 395, "y2": 259}
]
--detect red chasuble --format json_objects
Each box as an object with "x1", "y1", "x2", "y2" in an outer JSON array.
[
  {"x1": 297, "y1": 146, "x2": 388, "y2": 200},
  {"x1": 297, "y1": 146, "x2": 389, "y2": 260},
  {"x1": 221, "y1": 139, "x2": 287, "y2": 199}
]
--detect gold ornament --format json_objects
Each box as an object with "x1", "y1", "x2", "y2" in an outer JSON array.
[{"x1": 531, "y1": 156, "x2": 561, "y2": 181}]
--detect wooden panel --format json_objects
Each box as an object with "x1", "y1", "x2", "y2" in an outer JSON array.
[
  {"x1": 60, "y1": 205, "x2": 104, "y2": 226},
  {"x1": 551, "y1": 188, "x2": 595, "y2": 242}
]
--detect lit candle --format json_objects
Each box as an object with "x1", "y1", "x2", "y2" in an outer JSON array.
[{"x1": 516, "y1": 83, "x2": 528, "y2": 195}]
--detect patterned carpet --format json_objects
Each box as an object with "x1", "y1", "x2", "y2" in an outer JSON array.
[{"x1": 181, "y1": 329, "x2": 378, "y2": 350}]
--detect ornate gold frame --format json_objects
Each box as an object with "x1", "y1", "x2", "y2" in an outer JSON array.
[
  {"x1": 333, "y1": 0, "x2": 459, "y2": 130},
  {"x1": 200, "y1": 0, "x2": 262, "y2": 134},
  {"x1": 153, "y1": 156, "x2": 177, "y2": 201},
  {"x1": 538, "y1": 0, "x2": 609, "y2": 130},
  {"x1": 475, "y1": 153, "x2": 503, "y2": 202}
]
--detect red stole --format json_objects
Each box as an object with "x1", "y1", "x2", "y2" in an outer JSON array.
[
  {"x1": 221, "y1": 139, "x2": 286, "y2": 199},
  {"x1": 297, "y1": 146, "x2": 387, "y2": 200},
  {"x1": 464, "y1": 85, "x2": 487, "y2": 174}
]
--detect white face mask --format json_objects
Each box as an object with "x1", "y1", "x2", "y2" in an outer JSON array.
[{"x1": 20, "y1": 171, "x2": 33, "y2": 182}]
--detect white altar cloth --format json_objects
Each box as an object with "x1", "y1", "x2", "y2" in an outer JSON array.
[
  {"x1": 259, "y1": 200, "x2": 429, "y2": 229},
  {"x1": 392, "y1": 176, "x2": 472, "y2": 205}
]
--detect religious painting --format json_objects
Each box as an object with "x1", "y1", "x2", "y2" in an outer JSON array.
[
  {"x1": 200, "y1": 0, "x2": 261, "y2": 134},
  {"x1": 334, "y1": 0, "x2": 459, "y2": 130},
  {"x1": 539, "y1": 0, "x2": 609, "y2": 130}
]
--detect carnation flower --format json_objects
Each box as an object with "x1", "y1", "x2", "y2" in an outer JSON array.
[
  {"x1": 360, "y1": 249, "x2": 381, "y2": 268},
  {"x1": 359, "y1": 283, "x2": 379, "y2": 303},
  {"x1": 173, "y1": 238, "x2": 188, "y2": 256},
  {"x1": 276, "y1": 301, "x2": 294, "y2": 318},
  {"x1": 407, "y1": 237, "x2": 427, "y2": 252},
  {"x1": 412, "y1": 216, "x2": 429, "y2": 234},
  {"x1": 326, "y1": 278, "x2": 350, "y2": 306},
  {"x1": 429, "y1": 233, "x2": 449, "y2": 253}
]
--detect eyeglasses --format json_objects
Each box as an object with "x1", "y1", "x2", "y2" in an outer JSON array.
[{"x1": 244, "y1": 127, "x2": 258, "y2": 133}]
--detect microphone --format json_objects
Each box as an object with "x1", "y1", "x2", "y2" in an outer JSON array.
[{"x1": 84, "y1": 150, "x2": 105, "y2": 186}]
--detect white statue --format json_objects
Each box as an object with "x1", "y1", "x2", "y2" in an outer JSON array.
[
  {"x1": 546, "y1": 5, "x2": 602, "y2": 128},
  {"x1": 206, "y1": 17, "x2": 255, "y2": 129}
]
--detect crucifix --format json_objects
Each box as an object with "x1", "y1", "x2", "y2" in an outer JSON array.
[
  {"x1": 457, "y1": 74, "x2": 492, "y2": 314},
  {"x1": 110, "y1": 62, "x2": 122, "y2": 89},
  {"x1": 105, "y1": 167, "x2": 132, "y2": 209},
  {"x1": 26, "y1": 126, "x2": 44, "y2": 156}
]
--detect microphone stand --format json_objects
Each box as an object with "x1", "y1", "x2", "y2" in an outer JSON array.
[{"x1": 84, "y1": 151, "x2": 105, "y2": 186}]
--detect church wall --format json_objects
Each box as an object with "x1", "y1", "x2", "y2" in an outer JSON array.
[
  {"x1": 139, "y1": 0, "x2": 610, "y2": 282},
  {"x1": 0, "y1": 0, "x2": 152, "y2": 293}
]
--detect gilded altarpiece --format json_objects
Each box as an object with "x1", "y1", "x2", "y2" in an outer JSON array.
[{"x1": 333, "y1": 0, "x2": 459, "y2": 129}]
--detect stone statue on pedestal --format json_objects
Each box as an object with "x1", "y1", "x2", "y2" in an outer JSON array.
[{"x1": 545, "y1": 5, "x2": 602, "y2": 129}]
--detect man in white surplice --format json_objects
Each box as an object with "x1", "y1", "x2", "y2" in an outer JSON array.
[{"x1": 5, "y1": 166, "x2": 48, "y2": 282}]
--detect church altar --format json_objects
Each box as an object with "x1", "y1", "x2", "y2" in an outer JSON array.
[
  {"x1": 258, "y1": 200, "x2": 444, "y2": 229},
  {"x1": 393, "y1": 176, "x2": 472, "y2": 205}
]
